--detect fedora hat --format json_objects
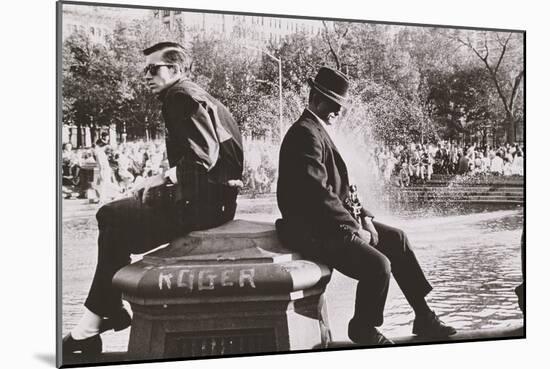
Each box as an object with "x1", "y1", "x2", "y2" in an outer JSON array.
[{"x1": 307, "y1": 66, "x2": 350, "y2": 106}]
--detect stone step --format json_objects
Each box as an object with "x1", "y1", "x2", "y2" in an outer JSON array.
[
  {"x1": 430, "y1": 174, "x2": 523, "y2": 180},
  {"x1": 397, "y1": 188, "x2": 523, "y2": 193},
  {"x1": 394, "y1": 191, "x2": 523, "y2": 197},
  {"x1": 422, "y1": 178, "x2": 524, "y2": 186},
  {"x1": 395, "y1": 198, "x2": 524, "y2": 204},
  {"x1": 398, "y1": 196, "x2": 524, "y2": 200},
  {"x1": 392, "y1": 191, "x2": 523, "y2": 198},
  {"x1": 397, "y1": 187, "x2": 523, "y2": 193},
  {"x1": 395, "y1": 193, "x2": 524, "y2": 199},
  {"x1": 396, "y1": 192, "x2": 524, "y2": 198},
  {"x1": 422, "y1": 178, "x2": 523, "y2": 184},
  {"x1": 420, "y1": 183, "x2": 523, "y2": 188},
  {"x1": 399, "y1": 198, "x2": 524, "y2": 203}
]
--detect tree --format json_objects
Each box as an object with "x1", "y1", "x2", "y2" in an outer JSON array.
[
  {"x1": 427, "y1": 67, "x2": 497, "y2": 142},
  {"x1": 63, "y1": 31, "x2": 125, "y2": 139},
  {"x1": 62, "y1": 15, "x2": 190, "y2": 142},
  {"x1": 334, "y1": 24, "x2": 441, "y2": 145},
  {"x1": 453, "y1": 31, "x2": 524, "y2": 143}
]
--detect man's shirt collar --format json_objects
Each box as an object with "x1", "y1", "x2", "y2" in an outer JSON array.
[
  {"x1": 157, "y1": 78, "x2": 183, "y2": 101},
  {"x1": 306, "y1": 108, "x2": 327, "y2": 126},
  {"x1": 306, "y1": 108, "x2": 336, "y2": 141}
]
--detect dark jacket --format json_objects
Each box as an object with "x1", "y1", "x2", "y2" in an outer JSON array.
[
  {"x1": 276, "y1": 110, "x2": 373, "y2": 252},
  {"x1": 159, "y1": 79, "x2": 243, "y2": 211}
]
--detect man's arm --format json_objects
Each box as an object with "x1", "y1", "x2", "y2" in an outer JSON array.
[
  {"x1": 165, "y1": 91, "x2": 221, "y2": 185},
  {"x1": 290, "y1": 126, "x2": 362, "y2": 235},
  {"x1": 133, "y1": 173, "x2": 167, "y2": 204},
  {"x1": 361, "y1": 216, "x2": 378, "y2": 246}
]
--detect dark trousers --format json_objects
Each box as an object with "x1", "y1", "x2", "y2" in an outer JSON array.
[
  {"x1": 84, "y1": 186, "x2": 237, "y2": 318},
  {"x1": 316, "y1": 221, "x2": 432, "y2": 332}
]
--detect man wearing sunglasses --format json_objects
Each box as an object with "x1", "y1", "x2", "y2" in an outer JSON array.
[{"x1": 63, "y1": 42, "x2": 244, "y2": 356}]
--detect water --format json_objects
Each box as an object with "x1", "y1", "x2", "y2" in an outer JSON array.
[
  {"x1": 325, "y1": 207, "x2": 524, "y2": 340},
  {"x1": 61, "y1": 198, "x2": 523, "y2": 351}
]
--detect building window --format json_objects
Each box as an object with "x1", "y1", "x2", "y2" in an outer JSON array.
[
  {"x1": 279, "y1": 19, "x2": 281, "y2": 29},
  {"x1": 261, "y1": 18, "x2": 264, "y2": 26},
  {"x1": 174, "y1": 10, "x2": 181, "y2": 15},
  {"x1": 162, "y1": 10, "x2": 170, "y2": 17}
]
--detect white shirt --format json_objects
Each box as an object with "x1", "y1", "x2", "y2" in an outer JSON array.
[
  {"x1": 164, "y1": 166, "x2": 178, "y2": 183},
  {"x1": 490, "y1": 156, "x2": 504, "y2": 173}
]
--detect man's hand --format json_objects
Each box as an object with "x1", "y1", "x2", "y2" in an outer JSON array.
[
  {"x1": 356, "y1": 228, "x2": 372, "y2": 245},
  {"x1": 132, "y1": 173, "x2": 167, "y2": 205},
  {"x1": 361, "y1": 217, "x2": 379, "y2": 246}
]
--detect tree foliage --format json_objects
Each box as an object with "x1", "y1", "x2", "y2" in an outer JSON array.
[
  {"x1": 451, "y1": 30, "x2": 524, "y2": 143},
  {"x1": 427, "y1": 66, "x2": 497, "y2": 139},
  {"x1": 62, "y1": 16, "x2": 524, "y2": 147}
]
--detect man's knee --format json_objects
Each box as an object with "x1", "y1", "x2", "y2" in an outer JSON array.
[
  {"x1": 362, "y1": 251, "x2": 391, "y2": 281},
  {"x1": 377, "y1": 253, "x2": 391, "y2": 278}
]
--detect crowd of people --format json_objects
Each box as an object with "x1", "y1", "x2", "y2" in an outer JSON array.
[
  {"x1": 62, "y1": 135, "x2": 169, "y2": 203},
  {"x1": 371, "y1": 141, "x2": 524, "y2": 187},
  {"x1": 62, "y1": 135, "x2": 281, "y2": 202},
  {"x1": 63, "y1": 136, "x2": 525, "y2": 202},
  {"x1": 243, "y1": 139, "x2": 278, "y2": 197}
]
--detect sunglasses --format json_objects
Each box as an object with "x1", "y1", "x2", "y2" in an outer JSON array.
[{"x1": 143, "y1": 63, "x2": 177, "y2": 76}]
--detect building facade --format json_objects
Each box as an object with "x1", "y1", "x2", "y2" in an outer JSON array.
[
  {"x1": 62, "y1": 5, "x2": 148, "y2": 44},
  {"x1": 153, "y1": 9, "x2": 326, "y2": 47}
]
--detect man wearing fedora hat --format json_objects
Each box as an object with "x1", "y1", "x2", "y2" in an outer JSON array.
[{"x1": 276, "y1": 66, "x2": 456, "y2": 345}]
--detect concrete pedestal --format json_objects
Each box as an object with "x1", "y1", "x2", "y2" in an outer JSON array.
[{"x1": 113, "y1": 220, "x2": 332, "y2": 360}]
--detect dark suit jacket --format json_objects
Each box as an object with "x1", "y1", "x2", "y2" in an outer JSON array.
[
  {"x1": 159, "y1": 78, "x2": 243, "y2": 211},
  {"x1": 276, "y1": 109, "x2": 373, "y2": 252}
]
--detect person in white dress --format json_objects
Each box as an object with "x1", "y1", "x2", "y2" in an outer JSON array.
[{"x1": 511, "y1": 150, "x2": 524, "y2": 176}]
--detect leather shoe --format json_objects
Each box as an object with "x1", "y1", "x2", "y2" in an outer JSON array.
[
  {"x1": 349, "y1": 326, "x2": 394, "y2": 345},
  {"x1": 412, "y1": 310, "x2": 457, "y2": 338},
  {"x1": 62, "y1": 333, "x2": 102, "y2": 356},
  {"x1": 99, "y1": 307, "x2": 132, "y2": 333}
]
